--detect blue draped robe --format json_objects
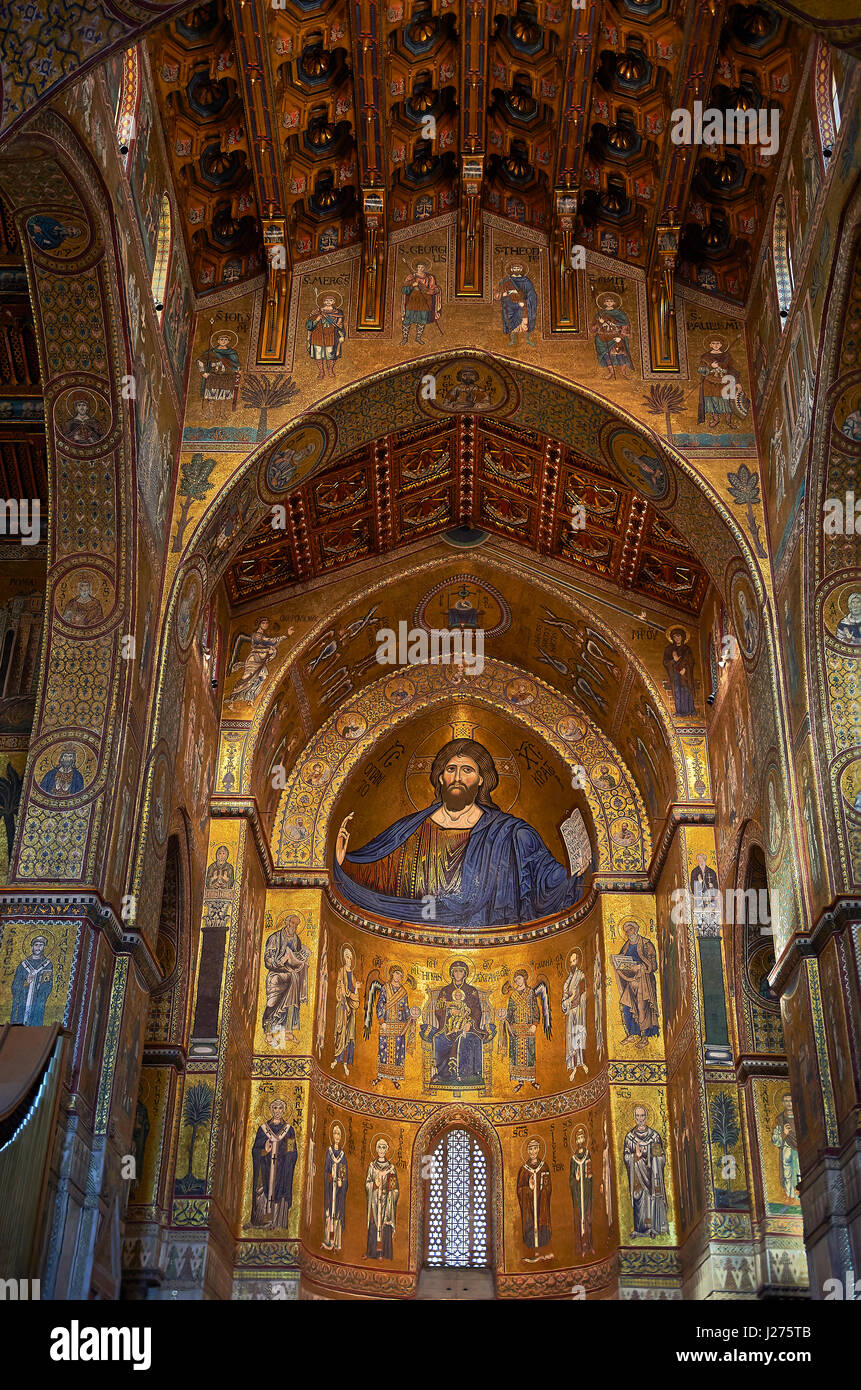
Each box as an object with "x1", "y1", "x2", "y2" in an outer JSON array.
[{"x1": 334, "y1": 804, "x2": 583, "y2": 927}]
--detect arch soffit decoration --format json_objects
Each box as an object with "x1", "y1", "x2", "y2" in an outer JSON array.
[
  {"x1": 182, "y1": 353, "x2": 769, "y2": 622},
  {"x1": 241, "y1": 550, "x2": 689, "y2": 808},
  {"x1": 0, "y1": 113, "x2": 139, "y2": 882},
  {"x1": 804, "y1": 171, "x2": 861, "y2": 892},
  {"x1": 272, "y1": 656, "x2": 652, "y2": 878}
]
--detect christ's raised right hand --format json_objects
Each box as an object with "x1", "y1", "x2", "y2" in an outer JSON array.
[{"x1": 335, "y1": 813, "x2": 354, "y2": 865}]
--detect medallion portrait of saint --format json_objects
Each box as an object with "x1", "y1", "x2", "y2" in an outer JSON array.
[
  {"x1": 61, "y1": 577, "x2": 104, "y2": 628},
  {"x1": 333, "y1": 737, "x2": 587, "y2": 927},
  {"x1": 39, "y1": 746, "x2": 85, "y2": 796}
]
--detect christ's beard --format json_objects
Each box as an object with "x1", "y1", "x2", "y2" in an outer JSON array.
[{"x1": 441, "y1": 784, "x2": 477, "y2": 811}]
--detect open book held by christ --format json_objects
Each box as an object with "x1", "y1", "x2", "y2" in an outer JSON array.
[{"x1": 334, "y1": 738, "x2": 589, "y2": 929}]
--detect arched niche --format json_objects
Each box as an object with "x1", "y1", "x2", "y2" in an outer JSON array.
[{"x1": 273, "y1": 658, "x2": 652, "y2": 883}]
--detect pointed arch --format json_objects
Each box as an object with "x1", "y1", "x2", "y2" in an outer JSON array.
[
  {"x1": 115, "y1": 45, "x2": 140, "y2": 172},
  {"x1": 772, "y1": 195, "x2": 793, "y2": 326},
  {"x1": 813, "y1": 40, "x2": 840, "y2": 165},
  {"x1": 151, "y1": 195, "x2": 172, "y2": 319}
]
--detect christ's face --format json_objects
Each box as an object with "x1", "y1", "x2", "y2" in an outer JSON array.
[{"x1": 440, "y1": 755, "x2": 481, "y2": 810}]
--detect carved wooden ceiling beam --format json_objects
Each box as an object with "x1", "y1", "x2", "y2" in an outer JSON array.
[
  {"x1": 456, "y1": 0, "x2": 490, "y2": 297},
  {"x1": 349, "y1": 0, "x2": 387, "y2": 329},
  {"x1": 646, "y1": 0, "x2": 726, "y2": 372},
  {"x1": 549, "y1": 0, "x2": 603, "y2": 332},
  {"x1": 229, "y1": 0, "x2": 291, "y2": 363}
]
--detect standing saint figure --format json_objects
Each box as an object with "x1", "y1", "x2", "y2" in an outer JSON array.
[
  {"x1": 500, "y1": 969, "x2": 551, "y2": 1092},
  {"x1": 494, "y1": 263, "x2": 537, "y2": 345},
  {"x1": 400, "y1": 260, "x2": 442, "y2": 344},
  {"x1": 611, "y1": 920, "x2": 660, "y2": 1043},
  {"x1": 226, "y1": 618, "x2": 293, "y2": 706},
  {"x1": 690, "y1": 853, "x2": 720, "y2": 936},
  {"x1": 249, "y1": 1098, "x2": 298, "y2": 1229},
  {"x1": 771, "y1": 1091, "x2": 800, "y2": 1201},
  {"x1": 623, "y1": 1104, "x2": 669, "y2": 1238},
  {"x1": 197, "y1": 330, "x2": 241, "y2": 413},
  {"x1": 589, "y1": 292, "x2": 633, "y2": 379},
  {"x1": 516, "y1": 1136, "x2": 553, "y2": 1262},
  {"x1": 10, "y1": 935, "x2": 53, "y2": 1025},
  {"x1": 306, "y1": 293, "x2": 346, "y2": 381},
  {"x1": 322, "y1": 1122, "x2": 348, "y2": 1250},
  {"x1": 205, "y1": 845, "x2": 234, "y2": 891},
  {"x1": 569, "y1": 1125, "x2": 594, "y2": 1256},
  {"x1": 261, "y1": 912, "x2": 311, "y2": 1043},
  {"x1": 365, "y1": 1136, "x2": 399, "y2": 1259},
  {"x1": 561, "y1": 948, "x2": 588, "y2": 1081},
  {"x1": 697, "y1": 336, "x2": 749, "y2": 430},
  {"x1": 662, "y1": 627, "x2": 696, "y2": 716},
  {"x1": 363, "y1": 964, "x2": 417, "y2": 1089},
  {"x1": 330, "y1": 943, "x2": 360, "y2": 1076}
]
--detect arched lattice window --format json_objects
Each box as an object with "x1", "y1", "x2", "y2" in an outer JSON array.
[
  {"x1": 425, "y1": 1128, "x2": 489, "y2": 1268},
  {"x1": 772, "y1": 195, "x2": 793, "y2": 326},
  {"x1": 151, "y1": 195, "x2": 172, "y2": 318},
  {"x1": 115, "y1": 46, "x2": 140, "y2": 169},
  {"x1": 814, "y1": 41, "x2": 841, "y2": 163}
]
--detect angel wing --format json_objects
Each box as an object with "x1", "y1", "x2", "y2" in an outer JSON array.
[
  {"x1": 227, "y1": 630, "x2": 252, "y2": 674},
  {"x1": 534, "y1": 977, "x2": 552, "y2": 1039},
  {"x1": 362, "y1": 969, "x2": 384, "y2": 1039},
  {"x1": 406, "y1": 973, "x2": 417, "y2": 991},
  {"x1": 500, "y1": 979, "x2": 512, "y2": 997}
]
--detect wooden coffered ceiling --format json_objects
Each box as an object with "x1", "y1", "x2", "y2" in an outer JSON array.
[
  {"x1": 147, "y1": 0, "x2": 811, "y2": 305},
  {"x1": 226, "y1": 416, "x2": 709, "y2": 615}
]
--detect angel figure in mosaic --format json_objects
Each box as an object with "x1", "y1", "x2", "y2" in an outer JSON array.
[
  {"x1": 498, "y1": 969, "x2": 551, "y2": 1092},
  {"x1": 363, "y1": 964, "x2": 420, "y2": 1090}
]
